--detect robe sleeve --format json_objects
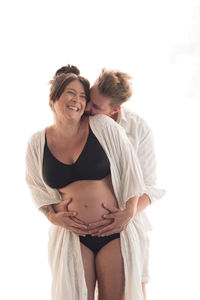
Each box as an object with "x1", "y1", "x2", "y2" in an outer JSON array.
[
  {"x1": 137, "y1": 118, "x2": 165, "y2": 203},
  {"x1": 25, "y1": 133, "x2": 62, "y2": 209}
]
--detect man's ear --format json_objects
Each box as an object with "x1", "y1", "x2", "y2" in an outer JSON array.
[{"x1": 109, "y1": 106, "x2": 121, "y2": 116}]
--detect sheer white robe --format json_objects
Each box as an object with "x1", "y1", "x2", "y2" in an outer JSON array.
[{"x1": 26, "y1": 114, "x2": 152, "y2": 300}]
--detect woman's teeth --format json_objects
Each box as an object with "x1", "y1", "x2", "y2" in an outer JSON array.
[{"x1": 67, "y1": 105, "x2": 79, "y2": 111}]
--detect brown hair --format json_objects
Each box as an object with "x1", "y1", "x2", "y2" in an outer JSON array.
[
  {"x1": 49, "y1": 65, "x2": 90, "y2": 103},
  {"x1": 96, "y1": 69, "x2": 132, "y2": 108}
]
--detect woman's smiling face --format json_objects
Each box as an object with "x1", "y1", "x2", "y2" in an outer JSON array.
[{"x1": 51, "y1": 80, "x2": 87, "y2": 121}]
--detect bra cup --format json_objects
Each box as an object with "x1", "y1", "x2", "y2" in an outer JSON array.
[{"x1": 42, "y1": 128, "x2": 110, "y2": 189}]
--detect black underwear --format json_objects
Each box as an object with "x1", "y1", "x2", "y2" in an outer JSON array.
[
  {"x1": 79, "y1": 233, "x2": 120, "y2": 255},
  {"x1": 42, "y1": 127, "x2": 110, "y2": 188}
]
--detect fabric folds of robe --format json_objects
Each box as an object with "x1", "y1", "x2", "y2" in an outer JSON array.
[{"x1": 26, "y1": 114, "x2": 150, "y2": 300}]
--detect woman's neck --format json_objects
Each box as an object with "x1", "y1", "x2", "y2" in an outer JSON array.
[{"x1": 51, "y1": 117, "x2": 84, "y2": 140}]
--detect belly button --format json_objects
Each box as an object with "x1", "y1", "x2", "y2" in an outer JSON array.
[{"x1": 84, "y1": 204, "x2": 88, "y2": 208}]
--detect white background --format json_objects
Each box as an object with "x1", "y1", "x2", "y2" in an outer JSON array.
[{"x1": 0, "y1": 0, "x2": 200, "y2": 299}]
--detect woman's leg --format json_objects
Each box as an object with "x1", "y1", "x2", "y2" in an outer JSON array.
[
  {"x1": 95, "y1": 238, "x2": 125, "y2": 300},
  {"x1": 80, "y1": 243, "x2": 97, "y2": 300}
]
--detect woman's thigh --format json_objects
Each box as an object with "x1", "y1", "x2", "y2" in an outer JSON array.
[
  {"x1": 95, "y1": 238, "x2": 125, "y2": 300},
  {"x1": 80, "y1": 243, "x2": 96, "y2": 300}
]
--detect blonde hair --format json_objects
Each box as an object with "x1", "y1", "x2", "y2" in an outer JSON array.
[{"x1": 96, "y1": 69, "x2": 132, "y2": 108}]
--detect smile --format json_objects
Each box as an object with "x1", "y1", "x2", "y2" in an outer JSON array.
[{"x1": 66, "y1": 105, "x2": 80, "y2": 112}]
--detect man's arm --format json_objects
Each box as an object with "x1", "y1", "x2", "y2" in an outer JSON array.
[
  {"x1": 136, "y1": 193, "x2": 151, "y2": 215},
  {"x1": 136, "y1": 117, "x2": 165, "y2": 204}
]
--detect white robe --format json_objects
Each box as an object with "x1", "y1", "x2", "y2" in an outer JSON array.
[{"x1": 26, "y1": 114, "x2": 151, "y2": 300}]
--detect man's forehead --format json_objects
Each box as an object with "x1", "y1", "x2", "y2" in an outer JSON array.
[
  {"x1": 90, "y1": 86, "x2": 109, "y2": 104},
  {"x1": 89, "y1": 95, "x2": 105, "y2": 111},
  {"x1": 90, "y1": 84, "x2": 98, "y2": 95}
]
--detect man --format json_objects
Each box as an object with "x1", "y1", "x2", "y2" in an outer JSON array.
[{"x1": 84, "y1": 69, "x2": 165, "y2": 299}]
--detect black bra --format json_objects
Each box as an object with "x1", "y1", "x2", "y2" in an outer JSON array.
[{"x1": 42, "y1": 127, "x2": 110, "y2": 189}]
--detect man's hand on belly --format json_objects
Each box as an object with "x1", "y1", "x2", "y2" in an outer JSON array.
[
  {"x1": 88, "y1": 203, "x2": 134, "y2": 237},
  {"x1": 87, "y1": 203, "x2": 115, "y2": 235},
  {"x1": 87, "y1": 218, "x2": 113, "y2": 235}
]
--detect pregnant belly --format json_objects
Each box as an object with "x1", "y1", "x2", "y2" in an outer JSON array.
[{"x1": 59, "y1": 178, "x2": 118, "y2": 224}]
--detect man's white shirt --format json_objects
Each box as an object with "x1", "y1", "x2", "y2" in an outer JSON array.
[{"x1": 117, "y1": 105, "x2": 165, "y2": 204}]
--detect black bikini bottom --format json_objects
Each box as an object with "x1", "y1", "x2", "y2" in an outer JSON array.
[{"x1": 79, "y1": 233, "x2": 120, "y2": 255}]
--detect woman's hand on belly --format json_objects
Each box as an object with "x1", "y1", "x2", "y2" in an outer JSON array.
[
  {"x1": 53, "y1": 198, "x2": 73, "y2": 213},
  {"x1": 55, "y1": 179, "x2": 119, "y2": 224},
  {"x1": 53, "y1": 198, "x2": 113, "y2": 228},
  {"x1": 52, "y1": 198, "x2": 89, "y2": 236}
]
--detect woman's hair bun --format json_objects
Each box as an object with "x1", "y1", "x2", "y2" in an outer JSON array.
[{"x1": 55, "y1": 65, "x2": 80, "y2": 77}]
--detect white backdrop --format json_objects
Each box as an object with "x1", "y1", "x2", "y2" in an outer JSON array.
[{"x1": 0, "y1": 0, "x2": 199, "y2": 299}]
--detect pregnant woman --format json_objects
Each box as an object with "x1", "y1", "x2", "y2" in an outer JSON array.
[{"x1": 26, "y1": 66, "x2": 147, "y2": 300}]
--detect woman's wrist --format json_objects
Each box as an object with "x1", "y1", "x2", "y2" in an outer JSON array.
[
  {"x1": 40, "y1": 205, "x2": 56, "y2": 223},
  {"x1": 47, "y1": 211, "x2": 57, "y2": 224}
]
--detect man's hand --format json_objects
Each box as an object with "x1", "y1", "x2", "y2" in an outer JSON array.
[
  {"x1": 88, "y1": 196, "x2": 139, "y2": 236},
  {"x1": 88, "y1": 203, "x2": 133, "y2": 237}
]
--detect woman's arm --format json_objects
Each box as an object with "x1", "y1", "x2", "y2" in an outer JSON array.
[
  {"x1": 25, "y1": 134, "x2": 62, "y2": 208},
  {"x1": 26, "y1": 134, "x2": 88, "y2": 236},
  {"x1": 40, "y1": 204, "x2": 56, "y2": 220},
  {"x1": 40, "y1": 201, "x2": 88, "y2": 236}
]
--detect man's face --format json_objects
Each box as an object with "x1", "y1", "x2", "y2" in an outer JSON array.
[{"x1": 85, "y1": 85, "x2": 117, "y2": 116}]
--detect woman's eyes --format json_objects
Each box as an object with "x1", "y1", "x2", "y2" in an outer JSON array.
[
  {"x1": 67, "y1": 91, "x2": 75, "y2": 95},
  {"x1": 66, "y1": 91, "x2": 87, "y2": 99}
]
